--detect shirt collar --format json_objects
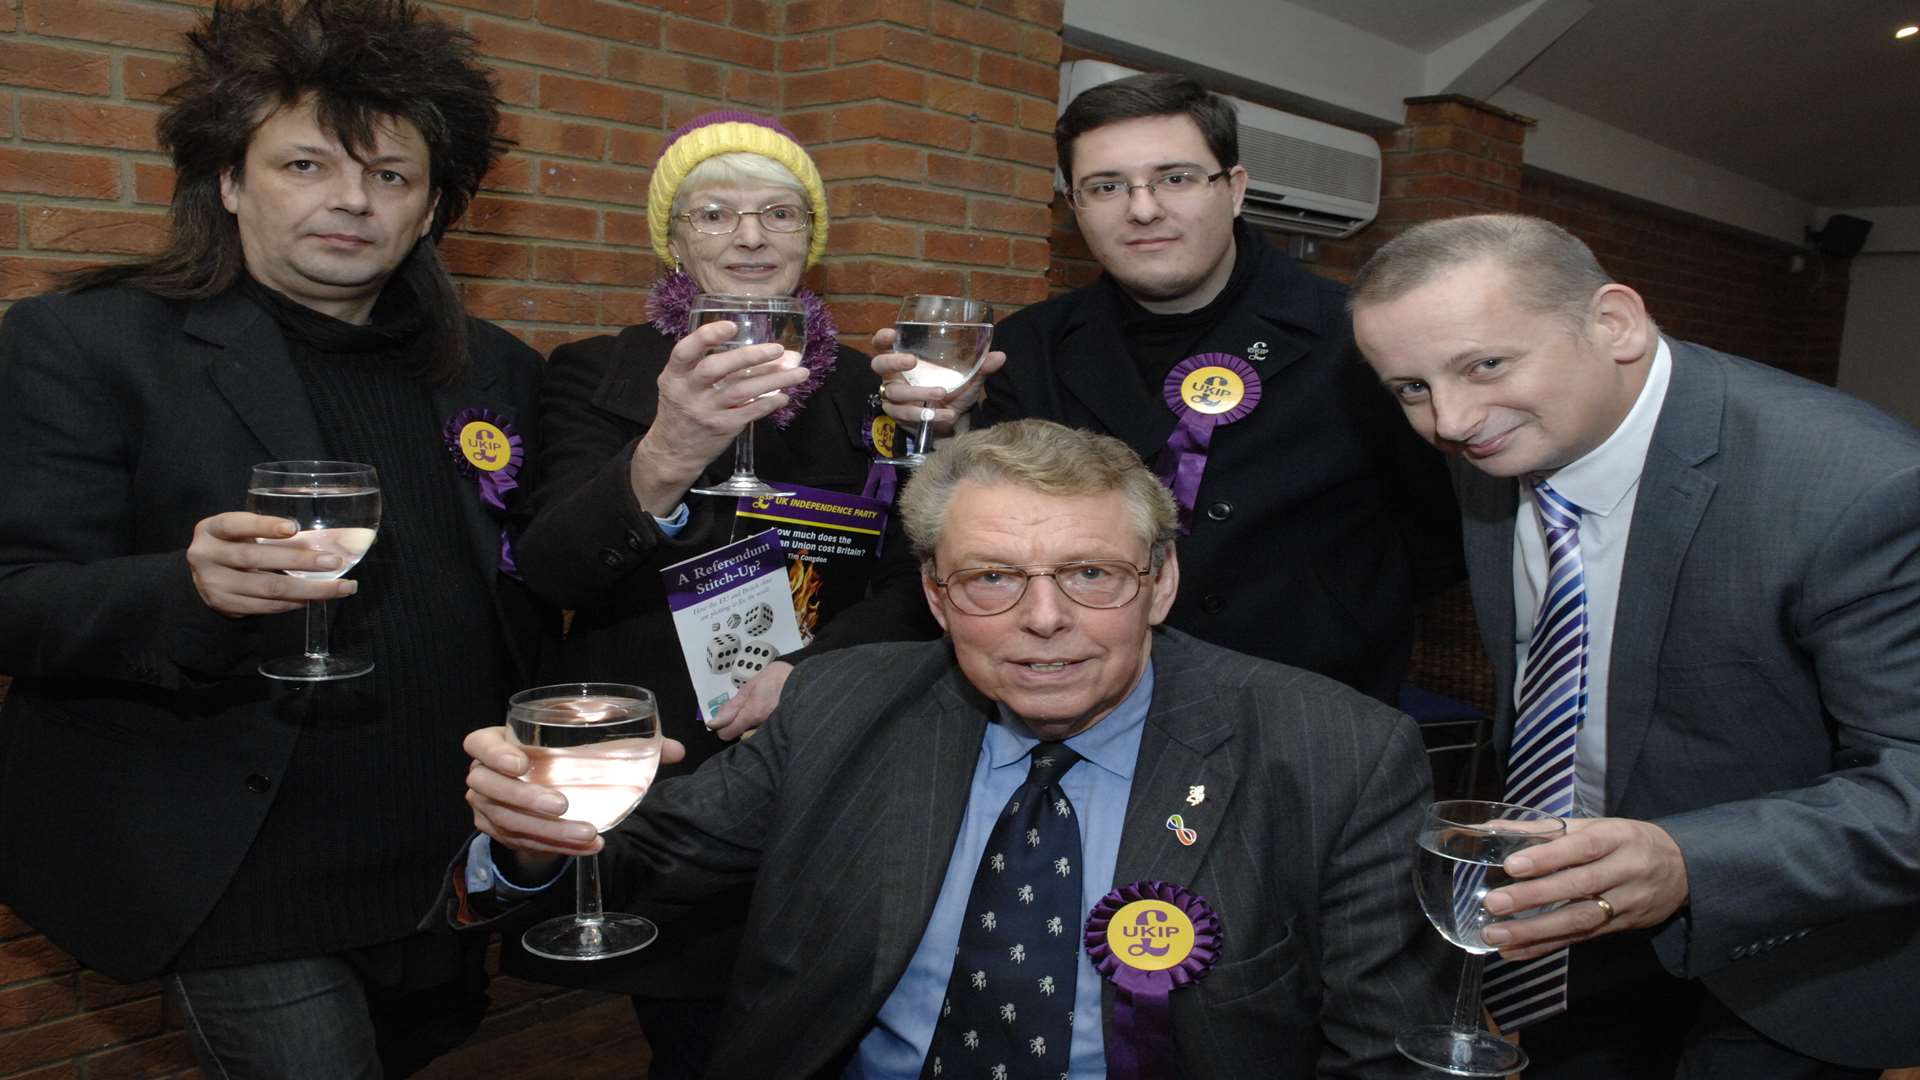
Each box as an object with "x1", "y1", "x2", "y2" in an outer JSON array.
[
  {"x1": 988, "y1": 661, "x2": 1154, "y2": 782},
  {"x1": 1541, "y1": 337, "x2": 1673, "y2": 517}
]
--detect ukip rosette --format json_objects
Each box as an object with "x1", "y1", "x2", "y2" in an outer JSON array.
[
  {"x1": 1084, "y1": 880, "x2": 1222, "y2": 1080},
  {"x1": 442, "y1": 407, "x2": 524, "y2": 510},
  {"x1": 1157, "y1": 353, "x2": 1262, "y2": 528}
]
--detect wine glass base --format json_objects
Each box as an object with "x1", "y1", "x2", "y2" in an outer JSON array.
[
  {"x1": 1396, "y1": 1026, "x2": 1528, "y2": 1077},
  {"x1": 689, "y1": 477, "x2": 796, "y2": 498},
  {"x1": 872, "y1": 454, "x2": 927, "y2": 469},
  {"x1": 259, "y1": 655, "x2": 375, "y2": 682},
  {"x1": 521, "y1": 913, "x2": 658, "y2": 962}
]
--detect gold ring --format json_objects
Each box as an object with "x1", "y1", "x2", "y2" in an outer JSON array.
[{"x1": 1593, "y1": 895, "x2": 1617, "y2": 923}]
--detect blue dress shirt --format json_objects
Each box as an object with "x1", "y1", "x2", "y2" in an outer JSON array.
[{"x1": 848, "y1": 663, "x2": 1154, "y2": 1080}]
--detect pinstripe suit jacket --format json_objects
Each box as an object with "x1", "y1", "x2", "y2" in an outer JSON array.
[
  {"x1": 596, "y1": 626, "x2": 1450, "y2": 1078},
  {"x1": 1455, "y1": 339, "x2": 1920, "y2": 1067}
]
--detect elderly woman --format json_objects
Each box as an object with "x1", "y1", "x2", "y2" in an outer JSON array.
[{"x1": 506, "y1": 111, "x2": 935, "y2": 1077}]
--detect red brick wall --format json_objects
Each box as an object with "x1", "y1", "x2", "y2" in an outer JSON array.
[
  {"x1": 1521, "y1": 169, "x2": 1848, "y2": 385},
  {"x1": 0, "y1": 1, "x2": 1065, "y2": 1076}
]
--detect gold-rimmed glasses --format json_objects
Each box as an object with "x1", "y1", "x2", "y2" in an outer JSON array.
[{"x1": 933, "y1": 560, "x2": 1154, "y2": 616}]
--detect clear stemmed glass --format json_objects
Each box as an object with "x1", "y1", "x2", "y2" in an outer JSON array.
[
  {"x1": 687, "y1": 293, "x2": 806, "y2": 498},
  {"x1": 874, "y1": 294, "x2": 993, "y2": 469},
  {"x1": 507, "y1": 683, "x2": 664, "y2": 961},
  {"x1": 248, "y1": 460, "x2": 381, "y2": 681},
  {"x1": 1400, "y1": 799, "x2": 1568, "y2": 1077}
]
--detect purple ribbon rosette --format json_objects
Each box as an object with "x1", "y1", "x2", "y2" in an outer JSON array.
[
  {"x1": 442, "y1": 407, "x2": 525, "y2": 511},
  {"x1": 1084, "y1": 880, "x2": 1222, "y2": 1080},
  {"x1": 1157, "y1": 353, "x2": 1262, "y2": 529}
]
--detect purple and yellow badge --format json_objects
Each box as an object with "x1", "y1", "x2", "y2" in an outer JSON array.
[
  {"x1": 443, "y1": 407, "x2": 523, "y2": 511},
  {"x1": 1085, "y1": 880, "x2": 1221, "y2": 1080},
  {"x1": 1158, "y1": 353, "x2": 1262, "y2": 529}
]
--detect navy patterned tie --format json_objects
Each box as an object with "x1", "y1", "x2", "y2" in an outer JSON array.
[
  {"x1": 923, "y1": 742, "x2": 1083, "y2": 1079},
  {"x1": 1485, "y1": 479, "x2": 1587, "y2": 1032}
]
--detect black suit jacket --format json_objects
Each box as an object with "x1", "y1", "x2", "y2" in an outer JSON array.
[
  {"x1": 540, "y1": 629, "x2": 1452, "y2": 1077},
  {"x1": 0, "y1": 284, "x2": 548, "y2": 980},
  {"x1": 981, "y1": 224, "x2": 1462, "y2": 701},
  {"x1": 1457, "y1": 340, "x2": 1920, "y2": 1067}
]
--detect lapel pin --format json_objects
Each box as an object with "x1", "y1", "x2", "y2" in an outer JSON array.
[
  {"x1": 1186, "y1": 784, "x2": 1205, "y2": 806},
  {"x1": 1165, "y1": 814, "x2": 1198, "y2": 846}
]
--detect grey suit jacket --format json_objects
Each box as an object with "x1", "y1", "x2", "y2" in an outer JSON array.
[
  {"x1": 587, "y1": 627, "x2": 1450, "y2": 1078},
  {"x1": 1454, "y1": 339, "x2": 1920, "y2": 1067}
]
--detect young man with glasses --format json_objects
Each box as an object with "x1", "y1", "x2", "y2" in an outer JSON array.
[
  {"x1": 926, "y1": 73, "x2": 1462, "y2": 705},
  {"x1": 455, "y1": 420, "x2": 1450, "y2": 1078}
]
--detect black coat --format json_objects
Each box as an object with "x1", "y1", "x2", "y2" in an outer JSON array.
[
  {"x1": 0, "y1": 285, "x2": 549, "y2": 980},
  {"x1": 514, "y1": 323, "x2": 937, "y2": 772},
  {"x1": 981, "y1": 229, "x2": 1461, "y2": 701},
  {"x1": 506, "y1": 321, "x2": 938, "y2": 1000}
]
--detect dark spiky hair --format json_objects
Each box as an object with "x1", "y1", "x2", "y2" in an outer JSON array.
[{"x1": 69, "y1": 0, "x2": 510, "y2": 382}]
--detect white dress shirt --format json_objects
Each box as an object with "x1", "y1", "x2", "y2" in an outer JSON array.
[{"x1": 1511, "y1": 339, "x2": 1672, "y2": 816}]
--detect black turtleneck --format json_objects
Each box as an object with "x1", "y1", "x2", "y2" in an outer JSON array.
[
  {"x1": 1110, "y1": 217, "x2": 1266, "y2": 387},
  {"x1": 176, "y1": 278, "x2": 515, "y2": 969}
]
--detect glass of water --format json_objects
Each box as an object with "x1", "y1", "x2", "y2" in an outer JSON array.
[
  {"x1": 875, "y1": 294, "x2": 993, "y2": 469},
  {"x1": 686, "y1": 293, "x2": 806, "y2": 498},
  {"x1": 248, "y1": 460, "x2": 381, "y2": 681},
  {"x1": 1399, "y1": 799, "x2": 1566, "y2": 1076}
]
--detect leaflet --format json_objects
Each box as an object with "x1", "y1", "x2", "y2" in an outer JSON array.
[{"x1": 661, "y1": 528, "x2": 805, "y2": 728}]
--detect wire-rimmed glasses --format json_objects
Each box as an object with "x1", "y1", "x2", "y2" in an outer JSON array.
[
  {"x1": 1066, "y1": 169, "x2": 1232, "y2": 209},
  {"x1": 672, "y1": 203, "x2": 811, "y2": 236},
  {"x1": 933, "y1": 560, "x2": 1153, "y2": 617}
]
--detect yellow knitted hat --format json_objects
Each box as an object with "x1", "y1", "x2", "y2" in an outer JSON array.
[{"x1": 648, "y1": 111, "x2": 829, "y2": 269}]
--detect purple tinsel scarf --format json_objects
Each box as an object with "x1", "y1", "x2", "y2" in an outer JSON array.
[{"x1": 646, "y1": 271, "x2": 838, "y2": 429}]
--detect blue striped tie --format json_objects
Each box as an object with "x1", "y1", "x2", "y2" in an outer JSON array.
[{"x1": 1484, "y1": 479, "x2": 1587, "y2": 1033}]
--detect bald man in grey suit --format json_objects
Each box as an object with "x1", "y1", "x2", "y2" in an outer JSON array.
[
  {"x1": 1353, "y1": 214, "x2": 1920, "y2": 1078},
  {"x1": 455, "y1": 420, "x2": 1450, "y2": 1078}
]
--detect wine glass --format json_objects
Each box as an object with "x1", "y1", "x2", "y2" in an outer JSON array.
[
  {"x1": 874, "y1": 295, "x2": 993, "y2": 469},
  {"x1": 507, "y1": 683, "x2": 663, "y2": 961},
  {"x1": 248, "y1": 460, "x2": 381, "y2": 682},
  {"x1": 687, "y1": 293, "x2": 806, "y2": 498},
  {"x1": 1399, "y1": 799, "x2": 1567, "y2": 1076}
]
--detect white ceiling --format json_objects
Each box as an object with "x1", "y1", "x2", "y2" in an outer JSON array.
[{"x1": 1291, "y1": 0, "x2": 1920, "y2": 207}]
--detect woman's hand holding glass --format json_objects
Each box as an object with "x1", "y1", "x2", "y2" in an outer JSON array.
[{"x1": 627, "y1": 318, "x2": 806, "y2": 513}]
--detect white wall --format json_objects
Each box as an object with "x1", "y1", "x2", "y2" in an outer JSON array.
[
  {"x1": 1063, "y1": 0, "x2": 1817, "y2": 245},
  {"x1": 1838, "y1": 254, "x2": 1920, "y2": 428}
]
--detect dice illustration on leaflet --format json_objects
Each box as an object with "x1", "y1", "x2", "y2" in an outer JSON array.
[
  {"x1": 729, "y1": 640, "x2": 778, "y2": 687},
  {"x1": 742, "y1": 601, "x2": 776, "y2": 637},
  {"x1": 706, "y1": 633, "x2": 742, "y2": 674}
]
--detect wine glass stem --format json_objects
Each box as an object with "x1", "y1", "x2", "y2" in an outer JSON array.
[
  {"x1": 730, "y1": 423, "x2": 758, "y2": 481},
  {"x1": 915, "y1": 417, "x2": 933, "y2": 456},
  {"x1": 575, "y1": 852, "x2": 606, "y2": 927},
  {"x1": 303, "y1": 596, "x2": 331, "y2": 661},
  {"x1": 1452, "y1": 949, "x2": 1489, "y2": 1033}
]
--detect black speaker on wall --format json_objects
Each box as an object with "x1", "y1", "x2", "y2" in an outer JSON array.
[{"x1": 1808, "y1": 213, "x2": 1874, "y2": 258}]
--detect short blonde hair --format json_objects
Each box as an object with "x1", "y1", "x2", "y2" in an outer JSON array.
[{"x1": 899, "y1": 420, "x2": 1178, "y2": 569}]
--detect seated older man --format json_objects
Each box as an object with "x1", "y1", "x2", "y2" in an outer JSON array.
[{"x1": 456, "y1": 419, "x2": 1448, "y2": 1078}]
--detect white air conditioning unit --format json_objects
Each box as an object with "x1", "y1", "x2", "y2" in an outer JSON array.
[{"x1": 1057, "y1": 60, "x2": 1381, "y2": 239}]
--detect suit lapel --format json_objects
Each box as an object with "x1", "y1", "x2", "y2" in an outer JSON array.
[
  {"x1": 870, "y1": 664, "x2": 991, "y2": 994},
  {"x1": 1111, "y1": 648, "x2": 1240, "y2": 888},
  {"x1": 1454, "y1": 459, "x2": 1521, "y2": 759},
  {"x1": 192, "y1": 290, "x2": 328, "y2": 462},
  {"x1": 1605, "y1": 341, "x2": 1720, "y2": 811},
  {"x1": 1052, "y1": 286, "x2": 1172, "y2": 455}
]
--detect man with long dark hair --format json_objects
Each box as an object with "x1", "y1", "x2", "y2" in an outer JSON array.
[{"x1": 0, "y1": 1, "x2": 547, "y2": 1075}]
